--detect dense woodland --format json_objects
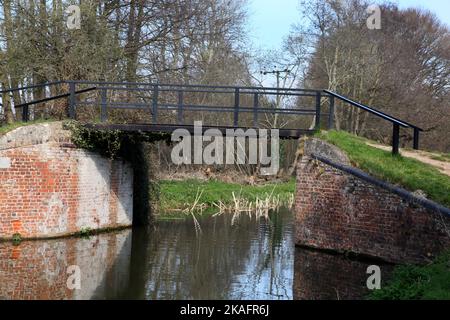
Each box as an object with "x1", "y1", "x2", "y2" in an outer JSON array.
[{"x1": 0, "y1": 0, "x2": 448, "y2": 156}]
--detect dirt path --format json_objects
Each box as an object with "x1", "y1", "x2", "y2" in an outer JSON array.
[{"x1": 367, "y1": 142, "x2": 450, "y2": 177}]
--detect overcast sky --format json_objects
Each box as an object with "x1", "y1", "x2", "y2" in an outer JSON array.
[{"x1": 248, "y1": 0, "x2": 450, "y2": 51}]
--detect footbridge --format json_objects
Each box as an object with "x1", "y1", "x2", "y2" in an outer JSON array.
[{"x1": 1, "y1": 80, "x2": 423, "y2": 154}]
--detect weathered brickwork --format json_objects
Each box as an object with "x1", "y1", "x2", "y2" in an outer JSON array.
[
  {"x1": 295, "y1": 138, "x2": 450, "y2": 264},
  {"x1": 0, "y1": 123, "x2": 133, "y2": 239},
  {"x1": 0, "y1": 229, "x2": 131, "y2": 300}
]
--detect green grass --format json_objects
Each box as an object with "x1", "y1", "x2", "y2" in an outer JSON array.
[
  {"x1": 370, "y1": 251, "x2": 450, "y2": 300},
  {"x1": 159, "y1": 179, "x2": 295, "y2": 215},
  {"x1": 316, "y1": 130, "x2": 450, "y2": 207},
  {"x1": 0, "y1": 119, "x2": 55, "y2": 136}
]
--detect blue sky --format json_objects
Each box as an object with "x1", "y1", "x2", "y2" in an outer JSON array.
[{"x1": 248, "y1": 0, "x2": 450, "y2": 50}]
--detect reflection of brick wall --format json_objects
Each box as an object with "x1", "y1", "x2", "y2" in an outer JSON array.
[
  {"x1": 295, "y1": 139, "x2": 450, "y2": 264},
  {"x1": 0, "y1": 230, "x2": 131, "y2": 300},
  {"x1": 294, "y1": 248, "x2": 394, "y2": 300},
  {"x1": 0, "y1": 123, "x2": 133, "y2": 239}
]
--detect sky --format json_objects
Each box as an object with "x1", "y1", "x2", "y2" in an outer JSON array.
[{"x1": 248, "y1": 0, "x2": 450, "y2": 51}]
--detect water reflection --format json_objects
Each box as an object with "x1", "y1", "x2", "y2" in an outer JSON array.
[
  {"x1": 0, "y1": 208, "x2": 392, "y2": 300},
  {"x1": 121, "y1": 209, "x2": 295, "y2": 300},
  {"x1": 0, "y1": 231, "x2": 132, "y2": 300},
  {"x1": 0, "y1": 209, "x2": 294, "y2": 300},
  {"x1": 294, "y1": 248, "x2": 394, "y2": 300}
]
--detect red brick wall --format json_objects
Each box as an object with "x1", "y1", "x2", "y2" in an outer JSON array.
[
  {"x1": 0, "y1": 123, "x2": 133, "y2": 239},
  {"x1": 295, "y1": 139, "x2": 450, "y2": 264}
]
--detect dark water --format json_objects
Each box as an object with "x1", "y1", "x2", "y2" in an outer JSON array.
[{"x1": 0, "y1": 209, "x2": 391, "y2": 300}]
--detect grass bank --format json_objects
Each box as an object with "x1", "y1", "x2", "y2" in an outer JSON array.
[
  {"x1": 316, "y1": 130, "x2": 450, "y2": 208},
  {"x1": 158, "y1": 179, "x2": 295, "y2": 218},
  {"x1": 370, "y1": 251, "x2": 450, "y2": 300}
]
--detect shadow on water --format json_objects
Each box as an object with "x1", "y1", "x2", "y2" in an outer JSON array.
[{"x1": 0, "y1": 207, "x2": 393, "y2": 300}]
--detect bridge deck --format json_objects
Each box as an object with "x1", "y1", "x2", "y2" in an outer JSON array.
[{"x1": 85, "y1": 123, "x2": 314, "y2": 139}]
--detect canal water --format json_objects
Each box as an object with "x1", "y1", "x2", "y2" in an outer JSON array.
[{"x1": 0, "y1": 209, "x2": 390, "y2": 300}]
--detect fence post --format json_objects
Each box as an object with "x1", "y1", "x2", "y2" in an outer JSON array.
[
  {"x1": 152, "y1": 85, "x2": 159, "y2": 124},
  {"x1": 22, "y1": 104, "x2": 29, "y2": 122},
  {"x1": 178, "y1": 90, "x2": 184, "y2": 125},
  {"x1": 234, "y1": 88, "x2": 240, "y2": 127},
  {"x1": 328, "y1": 96, "x2": 334, "y2": 130},
  {"x1": 413, "y1": 128, "x2": 420, "y2": 150},
  {"x1": 253, "y1": 93, "x2": 259, "y2": 128},
  {"x1": 315, "y1": 91, "x2": 321, "y2": 130},
  {"x1": 392, "y1": 123, "x2": 400, "y2": 155},
  {"x1": 68, "y1": 81, "x2": 76, "y2": 119},
  {"x1": 101, "y1": 88, "x2": 108, "y2": 122}
]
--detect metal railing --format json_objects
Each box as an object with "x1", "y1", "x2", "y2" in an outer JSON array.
[
  {"x1": 0, "y1": 80, "x2": 423, "y2": 153},
  {"x1": 67, "y1": 80, "x2": 334, "y2": 137},
  {"x1": 324, "y1": 90, "x2": 423, "y2": 154}
]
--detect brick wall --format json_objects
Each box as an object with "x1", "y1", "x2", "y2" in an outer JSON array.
[
  {"x1": 0, "y1": 123, "x2": 133, "y2": 239},
  {"x1": 295, "y1": 138, "x2": 450, "y2": 264}
]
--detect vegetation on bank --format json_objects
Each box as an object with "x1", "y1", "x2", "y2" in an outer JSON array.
[
  {"x1": 370, "y1": 251, "x2": 450, "y2": 300},
  {"x1": 316, "y1": 131, "x2": 450, "y2": 208},
  {"x1": 158, "y1": 179, "x2": 295, "y2": 217}
]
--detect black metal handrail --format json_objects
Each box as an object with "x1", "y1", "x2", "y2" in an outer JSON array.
[
  {"x1": 68, "y1": 80, "x2": 332, "y2": 133},
  {"x1": 324, "y1": 90, "x2": 423, "y2": 154},
  {"x1": 0, "y1": 80, "x2": 424, "y2": 151}
]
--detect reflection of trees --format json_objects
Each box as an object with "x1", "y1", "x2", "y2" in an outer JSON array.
[
  {"x1": 124, "y1": 208, "x2": 295, "y2": 300},
  {"x1": 228, "y1": 208, "x2": 294, "y2": 300}
]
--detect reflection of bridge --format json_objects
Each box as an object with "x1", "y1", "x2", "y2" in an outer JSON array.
[{"x1": 2, "y1": 80, "x2": 422, "y2": 154}]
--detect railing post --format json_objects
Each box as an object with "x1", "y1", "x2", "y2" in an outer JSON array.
[
  {"x1": 101, "y1": 88, "x2": 108, "y2": 122},
  {"x1": 413, "y1": 128, "x2": 420, "y2": 150},
  {"x1": 22, "y1": 104, "x2": 29, "y2": 122},
  {"x1": 178, "y1": 90, "x2": 184, "y2": 125},
  {"x1": 328, "y1": 96, "x2": 335, "y2": 130},
  {"x1": 315, "y1": 91, "x2": 321, "y2": 130},
  {"x1": 152, "y1": 84, "x2": 159, "y2": 124},
  {"x1": 68, "y1": 81, "x2": 76, "y2": 119},
  {"x1": 234, "y1": 88, "x2": 240, "y2": 127},
  {"x1": 392, "y1": 123, "x2": 400, "y2": 155},
  {"x1": 253, "y1": 93, "x2": 259, "y2": 128}
]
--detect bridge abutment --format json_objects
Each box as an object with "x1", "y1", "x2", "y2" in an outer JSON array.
[
  {"x1": 295, "y1": 138, "x2": 450, "y2": 264},
  {"x1": 0, "y1": 122, "x2": 133, "y2": 239}
]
